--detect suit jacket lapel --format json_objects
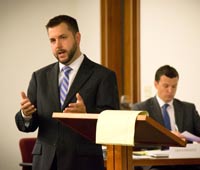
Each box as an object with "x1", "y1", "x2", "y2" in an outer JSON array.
[
  {"x1": 62, "y1": 56, "x2": 94, "y2": 109},
  {"x1": 150, "y1": 97, "x2": 165, "y2": 125},
  {"x1": 173, "y1": 99, "x2": 184, "y2": 131},
  {"x1": 47, "y1": 62, "x2": 61, "y2": 111}
]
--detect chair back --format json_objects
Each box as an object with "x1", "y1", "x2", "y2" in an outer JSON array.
[{"x1": 19, "y1": 137, "x2": 36, "y2": 170}]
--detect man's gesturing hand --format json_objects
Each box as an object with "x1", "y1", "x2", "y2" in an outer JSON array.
[
  {"x1": 63, "y1": 93, "x2": 86, "y2": 113},
  {"x1": 20, "y1": 91, "x2": 37, "y2": 116}
]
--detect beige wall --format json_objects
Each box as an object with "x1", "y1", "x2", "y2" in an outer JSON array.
[
  {"x1": 0, "y1": 0, "x2": 100, "y2": 169},
  {"x1": 1, "y1": 0, "x2": 200, "y2": 169},
  {"x1": 141, "y1": 0, "x2": 200, "y2": 111}
]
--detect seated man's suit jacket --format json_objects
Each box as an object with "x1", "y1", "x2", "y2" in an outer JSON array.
[{"x1": 132, "y1": 96, "x2": 200, "y2": 137}]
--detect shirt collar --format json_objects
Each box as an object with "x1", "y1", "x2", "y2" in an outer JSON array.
[
  {"x1": 59, "y1": 54, "x2": 84, "y2": 72},
  {"x1": 156, "y1": 94, "x2": 173, "y2": 107}
]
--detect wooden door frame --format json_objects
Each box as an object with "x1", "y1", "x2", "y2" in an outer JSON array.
[{"x1": 101, "y1": 0, "x2": 141, "y2": 104}]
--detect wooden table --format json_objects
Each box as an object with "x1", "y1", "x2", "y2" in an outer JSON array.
[
  {"x1": 104, "y1": 156, "x2": 200, "y2": 169},
  {"x1": 132, "y1": 157, "x2": 200, "y2": 166}
]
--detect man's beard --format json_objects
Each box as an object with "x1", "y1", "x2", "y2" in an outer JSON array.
[{"x1": 56, "y1": 42, "x2": 78, "y2": 65}]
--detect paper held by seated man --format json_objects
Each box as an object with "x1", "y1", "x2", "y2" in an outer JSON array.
[{"x1": 96, "y1": 110, "x2": 148, "y2": 146}]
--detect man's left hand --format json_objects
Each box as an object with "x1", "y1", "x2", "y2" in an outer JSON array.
[{"x1": 63, "y1": 93, "x2": 86, "y2": 113}]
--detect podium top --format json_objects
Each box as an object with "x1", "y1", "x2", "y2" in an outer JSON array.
[
  {"x1": 53, "y1": 112, "x2": 98, "y2": 119},
  {"x1": 52, "y1": 112, "x2": 186, "y2": 147}
]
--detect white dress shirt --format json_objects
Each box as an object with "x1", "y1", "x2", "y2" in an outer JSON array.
[{"x1": 59, "y1": 54, "x2": 84, "y2": 91}]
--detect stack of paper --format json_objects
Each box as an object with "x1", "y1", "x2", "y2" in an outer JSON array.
[
  {"x1": 95, "y1": 110, "x2": 148, "y2": 146},
  {"x1": 132, "y1": 149, "x2": 169, "y2": 159}
]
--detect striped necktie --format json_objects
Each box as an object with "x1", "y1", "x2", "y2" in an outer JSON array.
[
  {"x1": 162, "y1": 104, "x2": 171, "y2": 130},
  {"x1": 60, "y1": 66, "x2": 72, "y2": 107}
]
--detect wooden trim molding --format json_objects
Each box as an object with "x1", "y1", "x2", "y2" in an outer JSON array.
[
  {"x1": 101, "y1": 0, "x2": 123, "y2": 98},
  {"x1": 101, "y1": 0, "x2": 140, "y2": 103}
]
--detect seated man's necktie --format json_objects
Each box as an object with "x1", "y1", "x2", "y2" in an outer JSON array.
[{"x1": 162, "y1": 104, "x2": 171, "y2": 130}]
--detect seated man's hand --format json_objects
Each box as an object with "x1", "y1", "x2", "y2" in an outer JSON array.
[{"x1": 171, "y1": 131, "x2": 186, "y2": 141}]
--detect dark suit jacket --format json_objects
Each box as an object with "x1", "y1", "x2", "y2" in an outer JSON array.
[
  {"x1": 132, "y1": 96, "x2": 200, "y2": 137},
  {"x1": 15, "y1": 56, "x2": 120, "y2": 170}
]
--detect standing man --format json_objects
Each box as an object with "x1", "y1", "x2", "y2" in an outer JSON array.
[
  {"x1": 15, "y1": 15, "x2": 119, "y2": 170},
  {"x1": 132, "y1": 65, "x2": 200, "y2": 170}
]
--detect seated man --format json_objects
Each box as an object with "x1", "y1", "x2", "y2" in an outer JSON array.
[{"x1": 132, "y1": 65, "x2": 200, "y2": 170}]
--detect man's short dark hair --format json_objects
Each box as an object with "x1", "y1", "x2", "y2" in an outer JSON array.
[
  {"x1": 46, "y1": 15, "x2": 79, "y2": 34},
  {"x1": 155, "y1": 65, "x2": 179, "y2": 81}
]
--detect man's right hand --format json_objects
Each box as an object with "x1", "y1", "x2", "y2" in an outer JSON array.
[{"x1": 20, "y1": 91, "x2": 37, "y2": 116}]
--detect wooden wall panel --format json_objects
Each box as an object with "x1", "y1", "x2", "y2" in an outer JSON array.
[
  {"x1": 124, "y1": 0, "x2": 141, "y2": 103},
  {"x1": 101, "y1": 0, "x2": 123, "y2": 98},
  {"x1": 101, "y1": 0, "x2": 140, "y2": 104}
]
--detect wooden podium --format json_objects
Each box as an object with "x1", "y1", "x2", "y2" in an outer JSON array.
[{"x1": 52, "y1": 112, "x2": 186, "y2": 170}]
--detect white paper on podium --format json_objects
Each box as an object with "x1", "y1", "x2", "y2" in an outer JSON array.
[{"x1": 95, "y1": 110, "x2": 148, "y2": 146}]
